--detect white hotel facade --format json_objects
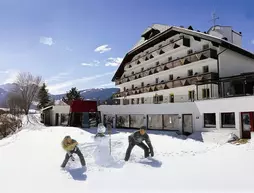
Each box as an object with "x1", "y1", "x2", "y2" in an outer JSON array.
[{"x1": 98, "y1": 24, "x2": 254, "y2": 139}]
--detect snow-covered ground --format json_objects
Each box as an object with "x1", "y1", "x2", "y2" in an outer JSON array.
[{"x1": 1, "y1": 115, "x2": 254, "y2": 193}]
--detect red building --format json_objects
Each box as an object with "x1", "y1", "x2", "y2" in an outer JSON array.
[{"x1": 69, "y1": 100, "x2": 100, "y2": 128}]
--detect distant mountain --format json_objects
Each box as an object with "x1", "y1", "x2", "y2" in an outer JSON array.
[
  {"x1": 0, "y1": 83, "x2": 119, "y2": 108},
  {"x1": 52, "y1": 88, "x2": 120, "y2": 101}
]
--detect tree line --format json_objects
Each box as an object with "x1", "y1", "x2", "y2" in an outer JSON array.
[{"x1": 7, "y1": 71, "x2": 83, "y2": 115}]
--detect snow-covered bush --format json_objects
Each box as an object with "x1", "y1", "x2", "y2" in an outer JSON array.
[{"x1": 0, "y1": 113, "x2": 22, "y2": 138}]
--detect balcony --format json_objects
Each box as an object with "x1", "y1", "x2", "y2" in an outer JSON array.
[
  {"x1": 115, "y1": 48, "x2": 218, "y2": 85},
  {"x1": 116, "y1": 72, "x2": 218, "y2": 97},
  {"x1": 123, "y1": 36, "x2": 190, "y2": 71}
]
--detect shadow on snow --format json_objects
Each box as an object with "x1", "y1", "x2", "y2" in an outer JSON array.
[{"x1": 66, "y1": 167, "x2": 87, "y2": 181}]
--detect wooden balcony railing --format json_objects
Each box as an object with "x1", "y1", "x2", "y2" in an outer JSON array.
[
  {"x1": 114, "y1": 72, "x2": 218, "y2": 97},
  {"x1": 124, "y1": 36, "x2": 190, "y2": 70},
  {"x1": 115, "y1": 48, "x2": 218, "y2": 85}
]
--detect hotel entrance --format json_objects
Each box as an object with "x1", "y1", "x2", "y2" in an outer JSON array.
[{"x1": 241, "y1": 112, "x2": 254, "y2": 139}]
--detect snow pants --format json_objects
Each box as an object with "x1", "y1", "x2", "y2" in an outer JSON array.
[
  {"x1": 124, "y1": 141, "x2": 149, "y2": 161},
  {"x1": 61, "y1": 147, "x2": 86, "y2": 168}
]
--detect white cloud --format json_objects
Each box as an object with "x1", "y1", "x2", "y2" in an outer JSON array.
[
  {"x1": 45, "y1": 72, "x2": 70, "y2": 83},
  {"x1": 2, "y1": 70, "x2": 19, "y2": 84},
  {"x1": 98, "y1": 82, "x2": 115, "y2": 88},
  {"x1": 105, "y1": 57, "x2": 123, "y2": 67},
  {"x1": 47, "y1": 71, "x2": 114, "y2": 94},
  {"x1": 81, "y1": 60, "x2": 100, "y2": 67},
  {"x1": 94, "y1": 45, "x2": 111, "y2": 53},
  {"x1": 40, "y1": 36, "x2": 54, "y2": 46},
  {"x1": 65, "y1": 47, "x2": 73, "y2": 52},
  {"x1": 0, "y1": 70, "x2": 9, "y2": 74}
]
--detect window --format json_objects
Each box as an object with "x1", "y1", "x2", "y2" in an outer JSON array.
[
  {"x1": 132, "y1": 71, "x2": 134, "y2": 75},
  {"x1": 131, "y1": 99, "x2": 135, "y2": 104},
  {"x1": 156, "y1": 78, "x2": 159, "y2": 84},
  {"x1": 204, "y1": 113, "x2": 216, "y2": 128},
  {"x1": 124, "y1": 87, "x2": 126, "y2": 91},
  {"x1": 137, "y1": 98, "x2": 140, "y2": 104},
  {"x1": 156, "y1": 61, "x2": 160, "y2": 66},
  {"x1": 169, "y1": 94, "x2": 174, "y2": 103},
  {"x1": 169, "y1": 74, "x2": 173, "y2": 80},
  {"x1": 141, "y1": 67, "x2": 144, "y2": 71},
  {"x1": 153, "y1": 95, "x2": 163, "y2": 104},
  {"x1": 168, "y1": 57, "x2": 172, "y2": 62},
  {"x1": 203, "y1": 44, "x2": 209, "y2": 50},
  {"x1": 188, "y1": 90, "x2": 195, "y2": 101},
  {"x1": 202, "y1": 88, "x2": 210, "y2": 99},
  {"x1": 132, "y1": 85, "x2": 134, "y2": 89},
  {"x1": 221, "y1": 112, "x2": 235, "y2": 128},
  {"x1": 187, "y1": 49, "x2": 193, "y2": 54},
  {"x1": 188, "y1": 69, "x2": 193, "y2": 76},
  {"x1": 137, "y1": 60, "x2": 140, "y2": 64},
  {"x1": 141, "y1": 82, "x2": 144, "y2": 87},
  {"x1": 203, "y1": 66, "x2": 209, "y2": 73},
  {"x1": 141, "y1": 97, "x2": 144, "y2": 104}
]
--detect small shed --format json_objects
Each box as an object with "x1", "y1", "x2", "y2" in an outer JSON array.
[
  {"x1": 69, "y1": 100, "x2": 100, "y2": 128},
  {"x1": 41, "y1": 105, "x2": 70, "y2": 126}
]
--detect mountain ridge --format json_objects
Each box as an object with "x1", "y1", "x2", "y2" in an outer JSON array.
[{"x1": 0, "y1": 83, "x2": 119, "y2": 108}]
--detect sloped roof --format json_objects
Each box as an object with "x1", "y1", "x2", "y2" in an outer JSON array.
[
  {"x1": 112, "y1": 25, "x2": 254, "y2": 81},
  {"x1": 131, "y1": 24, "x2": 171, "y2": 51}
]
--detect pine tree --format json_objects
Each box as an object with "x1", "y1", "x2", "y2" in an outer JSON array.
[
  {"x1": 37, "y1": 83, "x2": 50, "y2": 109},
  {"x1": 62, "y1": 87, "x2": 82, "y2": 104}
]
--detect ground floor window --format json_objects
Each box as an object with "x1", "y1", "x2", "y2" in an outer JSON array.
[
  {"x1": 221, "y1": 112, "x2": 235, "y2": 128},
  {"x1": 204, "y1": 113, "x2": 216, "y2": 128}
]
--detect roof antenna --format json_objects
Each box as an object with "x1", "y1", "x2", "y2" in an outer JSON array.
[{"x1": 209, "y1": 11, "x2": 219, "y2": 30}]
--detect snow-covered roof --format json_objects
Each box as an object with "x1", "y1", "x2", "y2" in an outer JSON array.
[{"x1": 131, "y1": 24, "x2": 171, "y2": 51}]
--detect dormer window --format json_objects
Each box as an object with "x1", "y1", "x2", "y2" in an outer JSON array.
[
  {"x1": 136, "y1": 60, "x2": 140, "y2": 64},
  {"x1": 156, "y1": 61, "x2": 160, "y2": 66},
  {"x1": 150, "y1": 54, "x2": 154, "y2": 59},
  {"x1": 142, "y1": 28, "x2": 160, "y2": 40},
  {"x1": 132, "y1": 71, "x2": 134, "y2": 75},
  {"x1": 168, "y1": 57, "x2": 172, "y2": 62},
  {"x1": 145, "y1": 56, "x2": 149, "y2": 61}
]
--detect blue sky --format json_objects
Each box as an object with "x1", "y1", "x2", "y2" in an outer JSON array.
[{"x1": 0, "y1": 0, "x2": 253, "y2": 94}]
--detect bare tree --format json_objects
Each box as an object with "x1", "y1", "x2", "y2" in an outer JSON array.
[
  {"x1": 12, "y1": 72, "x2": 42, "y2": 115},
  {"x1": 7, "y1": 92, "x2": 23, "y2": 116}
]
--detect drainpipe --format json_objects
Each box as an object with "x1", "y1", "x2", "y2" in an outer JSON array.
[{"x1": 217, "y1": 48, "x2": 227, "y2": 97}]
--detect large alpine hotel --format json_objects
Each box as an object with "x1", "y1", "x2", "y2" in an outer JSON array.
[{"x1": 98, "y1": 24, "x2": 254, "y2": 139}]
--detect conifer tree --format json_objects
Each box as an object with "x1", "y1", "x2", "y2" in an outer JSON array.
[{"x1": 37, "y1": 83, "x2": 50, "y2": 109}]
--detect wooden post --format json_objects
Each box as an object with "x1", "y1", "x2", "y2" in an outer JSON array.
[{"x1": 107, "y1": 122, "x2": 112, "y2": 155}]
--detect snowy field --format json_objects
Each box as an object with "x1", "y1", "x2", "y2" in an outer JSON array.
[{"x1": 1, "y1": 115, "x2": 254, "y2": 193}]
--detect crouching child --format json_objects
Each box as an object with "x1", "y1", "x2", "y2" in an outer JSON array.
[
  {"x1": 61, "y1": 135, "x2": 86, "y2": 168},
  {"x1": 124, "y1": 126, "x2": 154, "y2": 161}
]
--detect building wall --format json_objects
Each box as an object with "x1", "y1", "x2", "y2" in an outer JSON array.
[
  {"x1": 51, "y1": 106, "x2": 70, "y2": 126},
  {"x1": 120, "y1": 84, "x2": 219, "y2": 104},
  {"x1": 232, "y1": 32, "x2": 242, "y2": 47},
  {"x1": 219, "y1": 48, "x2": 254, "y2": 77},
  {"x1": 117, "y1": 33, "x2": 220, "y2": 105},
  {"x1": 99, "y1": 95, "x2": 254, "y2": 137}
]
